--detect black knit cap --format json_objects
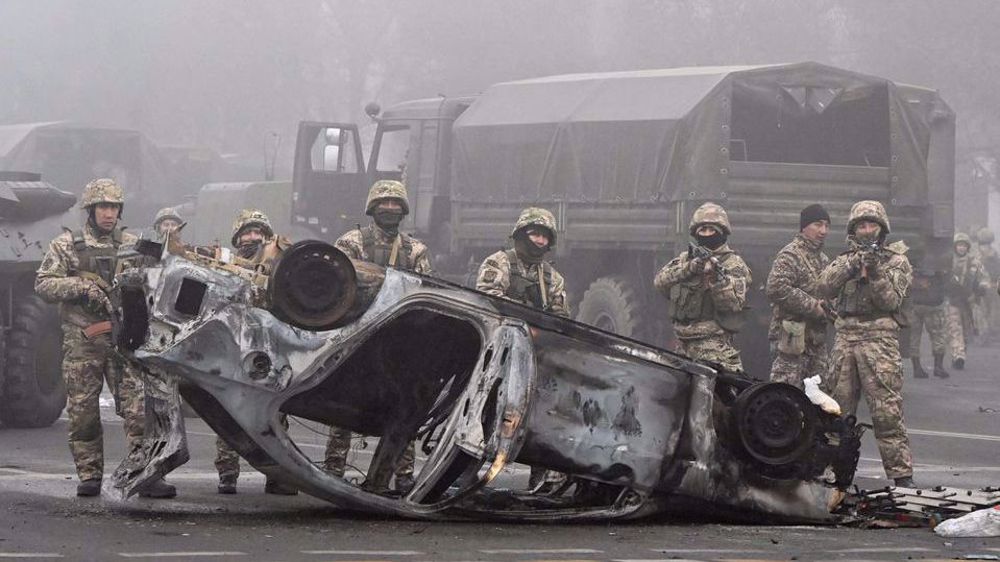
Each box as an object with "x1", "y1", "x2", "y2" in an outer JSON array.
[{"x1": 800, "y1": 204, "x2": 831, "y2": 231}]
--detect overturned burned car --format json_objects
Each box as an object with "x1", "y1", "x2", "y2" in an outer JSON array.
[{"x1": 109, "y1": 239, "x2": 862, "y2": 522}]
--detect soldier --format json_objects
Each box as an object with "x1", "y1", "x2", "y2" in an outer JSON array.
[
  {"x1": 906, "y1": 251, "x2": 950, "y2": 379},
  {"x1": 477, "y1": 207, "x2": 569, "y2": 492},
  {"x1": 947, "y1": 232, "x2": 990, "y2": 369},
  {"x1": 653, "y1": 202, "x2": 752, "y2": 373},
  {"x1": 153, "y1": 207, "x2": 183, "y2": 238},
  {"x1": 35, "y1": 178, "x2": 176, "y2": 498},
  {"x1": 765, "y1": 204, "x2": 832, "y2": 389},
  {"x1": 323, "y1": 181, "x2": 431, "y2": 494},
  {"x1": 974, "y1": 228, "x2": 1000, "y2": 342},
  {"x1": 216, "y1": 209, "x2": 298, "y2": 495},
  {"x1": 818, "y1": 200, "x2": 915, "y2": 487}
]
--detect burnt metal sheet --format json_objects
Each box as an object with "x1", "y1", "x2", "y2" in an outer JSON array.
[{"x1": 108, "y1": 241, "x2": 862, "y2": 522}]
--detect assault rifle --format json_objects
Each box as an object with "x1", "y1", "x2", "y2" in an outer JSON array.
[{"x1": 688, "y1": 243, "x2": 729, "y2": 281}]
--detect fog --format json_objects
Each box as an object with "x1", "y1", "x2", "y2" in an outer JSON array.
[{"x1": 2, "y1": 0, "x2": 999, "y2": 224}]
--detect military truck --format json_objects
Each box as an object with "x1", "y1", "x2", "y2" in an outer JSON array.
[
  {"x1": 0, "y1": 172, "x2": 74, "y2": 427},
  {"x1": 291, "y1": 62, "x2": 956, "y2": 377}
]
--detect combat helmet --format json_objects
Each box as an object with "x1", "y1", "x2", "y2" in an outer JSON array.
[
  {"x1": 511, "y1": 207, "x2": 558, "y2": 245},
  {"x1": 954, "y1": 232, "x2": 973, "y2": 248},
  {"x1": 689, "y1": 202, "x2": 731, "y2": 236},
  {"x1": 80, "y1": 178, "x2": 125, "y2": 209},
  {"x1": 365, "y1": 180, "x2": 409, "y2": 215},
  {"x1": 978, "y1": 227, "x2": 995, "y2": 245},
  {"x1": 846, "y1": 200, "x2": 890, "y2": 235},
  {"x1": 231, "y1": 209, "x2": 274, "y2": 247},
  {"x1": 153, "y1": 207, "x2": 183, "y2": 230}
]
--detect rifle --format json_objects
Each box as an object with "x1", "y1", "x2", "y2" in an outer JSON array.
[{"x1": 688, "y1": 243, "x2": 729, "y2": 281}]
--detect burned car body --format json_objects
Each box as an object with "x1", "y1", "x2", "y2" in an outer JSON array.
[{"x1": 110, "y1": 240, "x2": 861, "y2": 522}]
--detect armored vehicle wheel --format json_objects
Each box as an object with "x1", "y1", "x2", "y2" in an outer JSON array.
[
  {"x1": 1, "y1": 295, "x2": 66, "y2": 428},
  {"x1": 576, "y1": 276, "x2": 647, "y2": 340}
]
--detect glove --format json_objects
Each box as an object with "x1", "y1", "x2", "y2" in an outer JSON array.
[
  {"x1": 82, "y1": 281, "x2": 112, "y2": 314},
  {"x1": 687, "y1": 257, "x2": 706, "y2": 276}
]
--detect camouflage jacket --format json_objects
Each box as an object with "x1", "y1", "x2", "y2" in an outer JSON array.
[
  {"x1": 979, "y1": 246, "x2": 1000, "y2": 280},
  {"x1": 765, "y1": 234, "x2": 830, "y2": 344},
  {"x1": 35, "y1": 223, "x2": 138, "y2": 325},
  {"x1": 952, "y1": 252, "x2": 990, "y2": 303},
  {"x1": 335, "y1": 224, "x2": 432, "y2": 275},
  {"x1": 653, "y1": 243, "x2": 752, "y2": 339},
  {"x1": 476, "y1": 249, "x2": 569, "y2": 317},
  {"x1": 817, "y1": 240, "x2": 912, "y2": 334}
]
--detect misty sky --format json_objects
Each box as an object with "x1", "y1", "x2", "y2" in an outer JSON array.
[{"x1": 2, "y1": 0, "x2": 998, "y2": 206}]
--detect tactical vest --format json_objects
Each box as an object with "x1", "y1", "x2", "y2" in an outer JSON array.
[
  {"x1": 504, "y1": 249, "x2": 551, "y2": 310},
  {"x1": 668, "y1": 252, "x2": 744, "y2": 332},
  {"x1": 70, "y1": 227, "x2": 125, "y2": 286},
  {"x1": 361, "y1": 226, "x2": 416, "y2": 270}
]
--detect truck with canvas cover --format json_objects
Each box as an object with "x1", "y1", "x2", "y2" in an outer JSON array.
[
  {"x1": 0, "y1": 172, "x2": 75, "y2": 427},
  {"x1": 292, "y1": 62, "x2": 956, "y2": 377}
]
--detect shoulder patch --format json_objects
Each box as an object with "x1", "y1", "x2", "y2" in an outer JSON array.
[{"x1": 886, "y1": 240, "x2": 908, "y2": 255}]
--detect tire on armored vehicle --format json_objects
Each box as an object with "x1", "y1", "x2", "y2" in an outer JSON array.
[
  {"x1": 575, "y1": 276, "x2": 649, "y2": 340},
  {"x1": 1, "y1": 294, "x2": 65, "y2": 428}
]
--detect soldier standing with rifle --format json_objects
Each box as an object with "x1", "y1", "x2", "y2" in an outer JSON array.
[
  {"x1": 654, "y1": 202, "x2": 751, "y2": 373},
  {"x1": 35, "y1": 178, "x2": 175, "y2": 498},
  {"x1": 477, "y1": 207, "x2": 569, "y2": 493},
  {"x1": 323, "y1": 180, "x2": 432, "y2": 494},
  {"x1": 906, "y1": 250, "x2": 951, "y2": 379},
  {"x1": 947, "y1": 232, "x2": 990, "y2": 370},
  {"x1": 214, "y1": 209, "x2": 298, "y2": 495},
  {"x1": 765, "y1": 204, "x2": 833, "y2": 389},
  {"x1": 818, "y1": 200, "x2": 916, "y2": 488}
]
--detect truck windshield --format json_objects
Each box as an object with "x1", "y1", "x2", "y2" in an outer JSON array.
[{"x1": 374, "y1": 125, "x2": 410, "y2": 175}]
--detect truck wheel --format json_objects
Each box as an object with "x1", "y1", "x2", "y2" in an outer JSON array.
[
  {"x1": 1, "y1": 295, "x2": 66, "y2": 428},
  {"x1": 576, "y1": 276, "x2": 647, "y2": 340}
]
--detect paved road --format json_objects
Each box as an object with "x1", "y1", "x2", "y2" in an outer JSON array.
[{"x1": 2, "y1": 342, "x2": 999, "y2": 561}]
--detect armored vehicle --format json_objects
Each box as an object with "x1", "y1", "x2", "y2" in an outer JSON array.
[{"x1": 0, "y1": 171, "x2": 74, "y2": 427}]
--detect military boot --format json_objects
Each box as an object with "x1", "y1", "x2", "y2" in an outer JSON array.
[
  {"x1": 953, "y1": 357, "x2": 966, "y2": 370},
  {"x1": 893, "y1": 476, "x2": 918, "y2": 488},
  {"x1": 139, "y1": 477, "x2": 177, "y2": 499},
  {"x1": 911, "y1": 357, "x2": 928, "y2": 379},
  {"x1": 76, "y1": 478, "x2": 101, "y2": 497},
  {"x1": 933, "y1": 354, "x2": 950, "y2": 378},
  {"x1": 217, "y1": 474, "x2": 237, "y2": 495}
]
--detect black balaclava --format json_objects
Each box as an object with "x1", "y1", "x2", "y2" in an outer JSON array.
[
  {"x1": 694, "y1": 225, "x2": 727, "y2": 250},
  {"x1": 373, "y1": 206, "x2": 405, "y2": 236},
  {"x1": 237, "y1": 240, "x2": 263, "y2": 260},
  {"x1": 513, "y1": 228, "x2": 550, "y2": 263}
]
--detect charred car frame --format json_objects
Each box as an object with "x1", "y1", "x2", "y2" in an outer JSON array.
[{"x1": 110, "y1": 240, "x2": 862, "y2": 522}]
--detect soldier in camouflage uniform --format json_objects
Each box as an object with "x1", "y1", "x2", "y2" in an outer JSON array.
[
  {"x1": 153, "y1": 207, "x2": 183, "y2": 239},
  {"x1": 906, "y1": 250, "x2": 950, "y2": 379},
  {"x1": 817, "y1": 200, "x2": 915, "y2": 487},
  {"x1": 974, "y1": 228, "x2": 1000, "y2": 341},
  {"x1": 35, "y1": 178, "x2": 175, "y2": 498},
  {"x1": 765, "y1": 204, "x2": 832, "y2": 389},
  {"x1": 946, "y1": 232, "x2": 990, "y2": 369},
  {"x1": 477, "y1": 207, "x2": 569, "y2": 492},
  {"x1": 215, "y1": 209, "x2": 298, "y2": 495},
  {"x1": 323, "y1": 181, "x2": 431, "y2": 493},
  {"x1": 654, "y1": 202, "x2": 752, "y2": 373}
]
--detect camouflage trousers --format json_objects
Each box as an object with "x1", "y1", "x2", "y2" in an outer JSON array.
[
  {"x1": 909, "y1": 304, "x2": 948, "y2": 357},
  {"x1": 676, "y1": 333, "x2": 743, "y2": 372},
  {"x1": 769, "y1": 341, "x2": 828, "y2": 390},
  {"x1": 215, "y1": 414, "x2": 290, "y2": 480},
  {"x1": 826, "y1": 330, "x2": 913, "y2": 479},
  {"x1": 946, "y1": 303, "x2": 973, "y2": 360},
  {"x1": 324, "y1": 427, "x2": 415, "y2": 481},
  {"x1": 61, "y1": 324, "x2": 145, "y2": 482}
]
